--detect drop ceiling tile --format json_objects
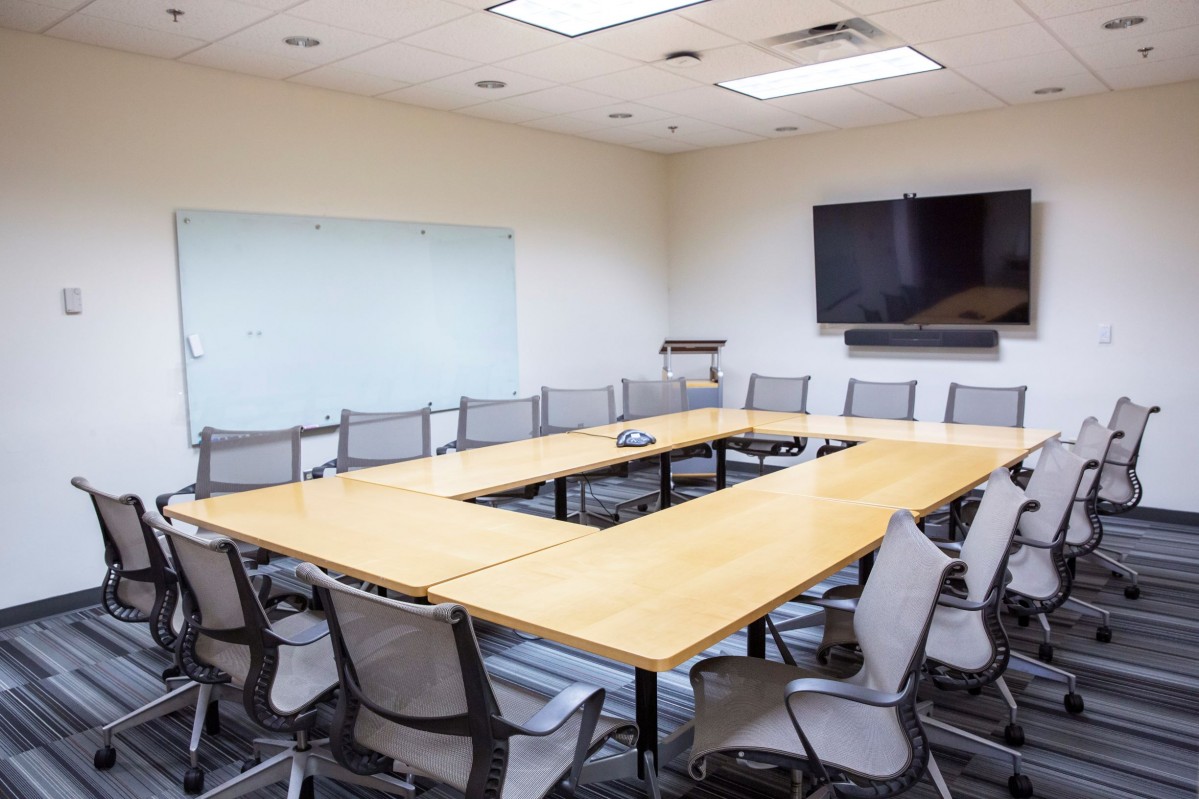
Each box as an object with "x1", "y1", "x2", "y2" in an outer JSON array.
[
  {"x1": 571, "y1": 64, "x2": 703, "y2": 100},
  {"x1": 641, "y1": 84, "x2": 745, "y2": 115},
  {"x1": 401, "y1": 11, "x2": 560, "y2": 62},
  {"x1": 78, "y1": 0, "x2": 273, "y2": 41},
  {"x1": 217, "y1": 14, "x2": 388, "y2": 65},
  {"x1": 564, "y1": 102, "x2": 676, "y2": 127},
  {"x1": 520, "y1": 115, "x2": 602, "y2": 134},
  {"x1": 496, "y1": 43, "x2": 639, "y2": 83},
  {"x1": 13, "y1": 0, "x2": 89, "y2": 9},
  {"x1": 980, "y1": 70, "x2": 1109, "y2": 105},
  {"x1": 620, "y1": 115, "x2": 721, "y2": 137},
  {"x1": 420, "y1": 65, "x2": 555, "y2": 100},
  {"x1": 577, "y1": 126, "x2": 659, "y2": 144},
  {"x1": 335, "y1": 41, "x2": 478, "y2": 83},
  {"x1": 1073, "y1": 23, "x2": 1199, "y2": 70},
  {"x1": 958, "y1": 50, "x2": 1092, "y2": 87},
  {"x1": 1043, "y1": 0, "x2": 1199, "y2": 48},
  {"x1": 834, "y1": 0, "x2": 935, "y2": 13},
  {"x1": 672, "y1": 126, "x2": 767, "y2": 147},
  {"x1": 235, "y1": 0, "x2": 306, "y2": 10},
  {"x1": 768, "y1": 86, "x2": 917, "y2": 127},
  {"x1": 181, "y1": 43, "x2": 314, "y2": 78},
  {"x1": 504, "y1": 85, "x2": 615, "y2": 113},
  {"x1": 651, "y1": 43, "x2": 798, "y2": 85},
  {"x1": 856, "y1": 68, "x2": 1005, "y2": 116},
  {"x1": 0, "y1": 0, "x2": 73, "y2": 32},
  {"x1": 869, "y1": 0, "x2": 1034, "y2": 45},
  {"x1": 288, "y1": 0, "x2": 469, "y2": 39},
  {"x1": 628, "y1": 137, "x2": 701, "y2": 153},
  {"x1": 918, "y1": 23, "x2": 1067, "y2": 68},
  {"x1": 376, "y1": 83, "x2": 480, "y2": 109},
  {"x1": 446, "y1": 0, "x2": 492, "y2": 8},
  {"x1": 1097, "y1": 52, "x2": 1199, "y2": 89},
  {"x1": 287, "y1": 64, "x2": 409, "y2": 95},
  {"x1": 1019, "y1": 0, "x2": 1139, "y2": 18},
  {"x1": 457, "y1": 100, "x2": 549, "y2": 123},
  {"x1": 677, "y1": 0, "x2": 853, "y2": 43},
  {"x1": 45, "y1": 13, "x2": 207, "y2": 58},
  {"x1": 582, "y1": 14, "x2": 737, "y2": 62}
]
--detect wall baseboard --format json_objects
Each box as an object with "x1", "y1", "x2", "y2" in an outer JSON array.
[
  {"x1": 1122, "y1": 506, "x2": 1199, "y2": 527},
  {"x1": 0, "y1": 588, "x2": 97, "y2": 631}
]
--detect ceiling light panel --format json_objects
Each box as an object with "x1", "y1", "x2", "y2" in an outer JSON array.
[
  {"x1": 488, "y1": 0, "x2": 711, "y2": 38},
  {"x1": 719, "y1": 46, "x2": 942, "y2": 99}
]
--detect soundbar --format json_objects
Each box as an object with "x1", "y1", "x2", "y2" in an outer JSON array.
[{"x1": 844, "y1": 328, "x2": 998, "y2": 348}]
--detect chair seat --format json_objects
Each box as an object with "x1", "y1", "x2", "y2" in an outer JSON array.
[
  {"x1": 355, "y1": 675, "x2": 635, "y2": 799},
  {"x1": 689, "y1": 655, "x2": 912, "y2": 783}
]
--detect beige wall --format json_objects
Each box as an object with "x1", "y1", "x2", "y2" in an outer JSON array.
[
  {"x1": 666, "y1": 80, "x2": 1199, "y2": 512},
  {"x1": 0, "y1": 29, "x2": 670, "y2": 609}
]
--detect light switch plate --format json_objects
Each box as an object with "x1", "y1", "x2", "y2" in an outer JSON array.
[
  {"x1": 1098, "y1": 323, "x2": 1112, "y2": 344},
  {"x1": 63, "y1": 287, "x2": 82, "y2": 314}
]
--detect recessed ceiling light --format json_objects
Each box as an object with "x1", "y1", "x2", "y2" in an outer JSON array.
[
  {"x1": 664, "y1": 51, "x2": 702, "y2": 68},
  {"x1": 475, "y1": 80, "x2": 508, "y2": 89},
  {"x1": 609, "y1": 112, "x2": 633, "y2": 119},
  {"x1": 719, "y1": 46, "x2": 941, "y2": 100},
  {"x1": 488, "y1": 0, "x2": 711, "y2": 38},
  {"x1": 1034, "y1": 87, "x2": 1063, "y2": 95},
  {"x1": 1102, "y1": 16, "x2": 1145, "y2": 30},
  {"x1": 283, "y1": 36, "x2": 320, "y2": 47},
  {"x1": 774, "y1": 126, "x2": 798, "y2": 132}
]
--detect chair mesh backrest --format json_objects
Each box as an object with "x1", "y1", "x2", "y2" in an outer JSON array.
[
  {"x1": 197, "y1": 426, "x2": 302, "y2": 498},
  {"x1": 338, "y1": 408, "x2": 431, "y2": 472},
  {"x1": 1105, "y1": 396, "x2": 1155, "y2": 466},
  {"x1": 852, "y1": 510, "x2": 960, "y2": 693},
  {"x1": 456, "y1": 396, "x2": 541, "y2": 450},
  {"x1": 157, "y1": 519, "x2": 255, "y2": 633},
  {"x1": 622, "y1": 377, "x2": 688, "y2": 420},
  {"x1": 74, "y1": 478, "x2": 153, "y2": 574},
  {"x1": 843, "y1": 378, "x2": 917, "y2": 420},
  {"x1": 1064, "y1": 418, "x2": 1119, "y2": 545},
  {"x1": 744, "y1": 374, "x2": 810, "y2": 412},
  {"x1": 958, "y1": 473, "x2": 1035, "y2": 600},
  {"x1": 540, "y1": 386, "x2": 616, "y2": 435},
  {"x1": 943, "y1": 383, "x2": 1026, "y2": 427},
  {"x1": 1021, "y1": 438, "x2": 1092, "y2": 546}
]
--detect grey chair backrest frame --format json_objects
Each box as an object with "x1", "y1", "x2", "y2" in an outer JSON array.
[
  {"x1": 744, "y1": 374, "x2": 810, "y2": 413},
  {"x1": 455, "y1": 396, "x2": 541, "y2": 451},
  {"x1": 540, "y1": 386, "x2": 616, "y2": 435},
  {"x1": 1064, "y1": 417, "x2": 1121, "y2": 553},
  {"x1": 621, "y1": 377, "x2": 688, "y2": 421},
  {"x1": 943, "y1": 383, "x2": 1027, "y2": 427},
  {"x1": 1098, "y1": 396, "x2": 1161, "y2": 513},
  {"x1": 843, "y1": 378, "x2": 917, "y2": 420},
  {"x1": 196, "y1": 426, "x2": 303, "y2": 498},
  {"x1": 337, "y1": 408, "x2": 431, "y2": 472}
]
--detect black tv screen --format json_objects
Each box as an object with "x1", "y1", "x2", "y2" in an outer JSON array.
[{"x1": 813, "y1": 189, "x2": 1031, "y2": 325}]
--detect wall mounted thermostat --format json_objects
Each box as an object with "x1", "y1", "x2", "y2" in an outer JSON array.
[{"x1": 63, "y1": 287, "x2": 82, "y2": 314}]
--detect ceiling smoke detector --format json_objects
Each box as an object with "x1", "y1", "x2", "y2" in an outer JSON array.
[{"x1": 664, "y1": 51, "x2": 702, "y2": 68}]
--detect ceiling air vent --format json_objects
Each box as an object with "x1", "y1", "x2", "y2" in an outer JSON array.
[{"x1": 758, "y1": 18, "x2": 893, "y2": 64}]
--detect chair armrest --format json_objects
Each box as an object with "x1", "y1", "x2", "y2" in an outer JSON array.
[
  {"x1": 250, "y1": 573, "x2": 273, "y2": 604},
  {"x1": 310, "y1": 459, "x2": 337, "y2": 479},
  {"x1": 264, "y1": 619, "x2": 330, "y2": 647},
  {"x1": 936, "y1": 587, "x2": 996, "y2": 612},
  {"x1": 156, "y1": 484, "x2": 196, "y2": 514},
  {"x1": 801, "y1": 596, "x2": 860, "y2": 614},
  {"x1": 492, "y1": 682, "x2": 604, "y2": 739},
  {"x1": 435, "y1": 441, "x2": 457, "y2": 456},
  {"x1": 1012, "y1": 531, "x2": 1063, "y2": 550},
  {"x1": 784, "y1": 674, "x2": 912, "y2": 708}
]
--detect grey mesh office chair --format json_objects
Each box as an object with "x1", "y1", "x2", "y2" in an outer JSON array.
[
  {"x1": 312, "y1": 407, "x2": 431, "y2": 477},
  {"x1": 941, "y1": 383, "x2": 1028, "y2": 535},
  {"x1": 297, "y1": 563, "x2": 649, "y2": 799},
  {"x1": 1097, "y1": 396, "x2": 1160, "y2": 515},
  {"x1": 622, "y1": 377, "x2": 710, "y2": 506},
  {"x1": 689, "y1": 510, "x2": 963, "y2": 799},
  {"x1": 74, "y1": 478, "x2": 233, "y2": 792},
  {"x1": 437, "y1": 395, "x2": 542, "y2": 502},
  {"x1": 146, "y1": 512, "x2": 411, "y2": 799},
  {"x1": 541, "y1": 386, "x2": 657, "y2": 523},
  {"x1": 816, "y1": 378, "x2": 917, "y2": 457},
  {"x1": 157, "y1": 426, "x2": 303, "y2": 564},
  {"x1": 726, "y1": 374, "x2": 811, "y2": 474}
]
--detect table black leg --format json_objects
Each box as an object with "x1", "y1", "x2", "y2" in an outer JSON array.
[
  {"x1": 715, "y1": 438, "x2": 727, "y2": 490},
  {"x1": 554, "y1": 476, "x2": 568, "y2": 521},
  {"x1": 858, "y1": 552, "x2": 875, "y2": 585},
  {"x1": 747, "y1": 617, "x2": 766, "y2": 658},
  {"x1": 659, "y1": 453, "x2": 672, "y2": 510},
  {"x1": 635, "y1": 668, "x2": 658, "y2": 778}
]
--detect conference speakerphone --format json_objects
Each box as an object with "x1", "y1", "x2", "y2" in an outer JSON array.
[{"x1": 844, "y1": 328, "x2": 999, "y2": 348}]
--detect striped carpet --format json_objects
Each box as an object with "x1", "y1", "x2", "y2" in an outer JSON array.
[{"x1": 1, "y1": 470, "x2": 1195, "y2": 799}]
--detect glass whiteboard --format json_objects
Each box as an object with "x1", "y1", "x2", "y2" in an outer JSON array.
[{"x1": 176, "y1": 210, "x2": 518, "y2": 443}]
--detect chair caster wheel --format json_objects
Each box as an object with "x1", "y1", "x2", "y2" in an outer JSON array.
[
  {"x1": 204, "y1": 703, "x2": 221, "y2": 735},
  {"x1": 162, "y1": 665, "x2": 182, "y2": 681},
  {"x1": 1004, "y1": 724, "x2": 1025, "y2": 747},
  {"x1": 1064, "y1": 693, "x2": 1084, "y2": 714},
  {"x1": 1037, "y1": 643, "x2": 1053, "y2": 662},
  {"x1": 967, "y1": 686, "x2": 982, "y2": 696},
  {"x1": 94, "y1": 746, "x2": 116, "y2": 770},
  {"x1": 638, "y1": 504, "x2": 648, "y2": 512},
  {"x1": 300, "y1": 775, "x2": 316, "y2": 799},
  {"x1": 1096, "y1": 626, "x2": 1112, "y2": 643},
  {"x1": 1017, "y1": 615, "x2": 1030, "y2": 628},
  {"x1": 1008, "y1": 774, "x2": 1033, "y2": 798},
  {"x1": 183, "y1": 767, "x2": 204, "y2": 794},
  {"x1": 1124, "y1": 585, "x2": 1140, "y2": 599},
  {"x1": 612, "y1": 514, "x2": 620, "y2": 523},
  {"x1": 1111, "y1": 570, "x2": 1123, "y2": 578},
  {"x1": 240, "y1": 756, "x2": 261, "y2": 773}
]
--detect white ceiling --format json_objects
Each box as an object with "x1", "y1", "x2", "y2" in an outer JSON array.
[{"x1": 4, "y1": 0, "x2": 1198, "y2": 153}]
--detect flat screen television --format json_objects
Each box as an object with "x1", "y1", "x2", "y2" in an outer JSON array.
[{"x1": 813, "y1": 189, "x2": 1031, "y2": 325}]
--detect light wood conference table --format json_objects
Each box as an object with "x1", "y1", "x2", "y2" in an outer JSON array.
[
  {"x1": 429, "y1": 488, "x2": 900, "y2": 771},
  {"x1": 163, "y1": 476, "x2": 596, "y2": 598},
  {"x1": 753, "y1": 413, "x2": 1058, "y2": 451}
]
